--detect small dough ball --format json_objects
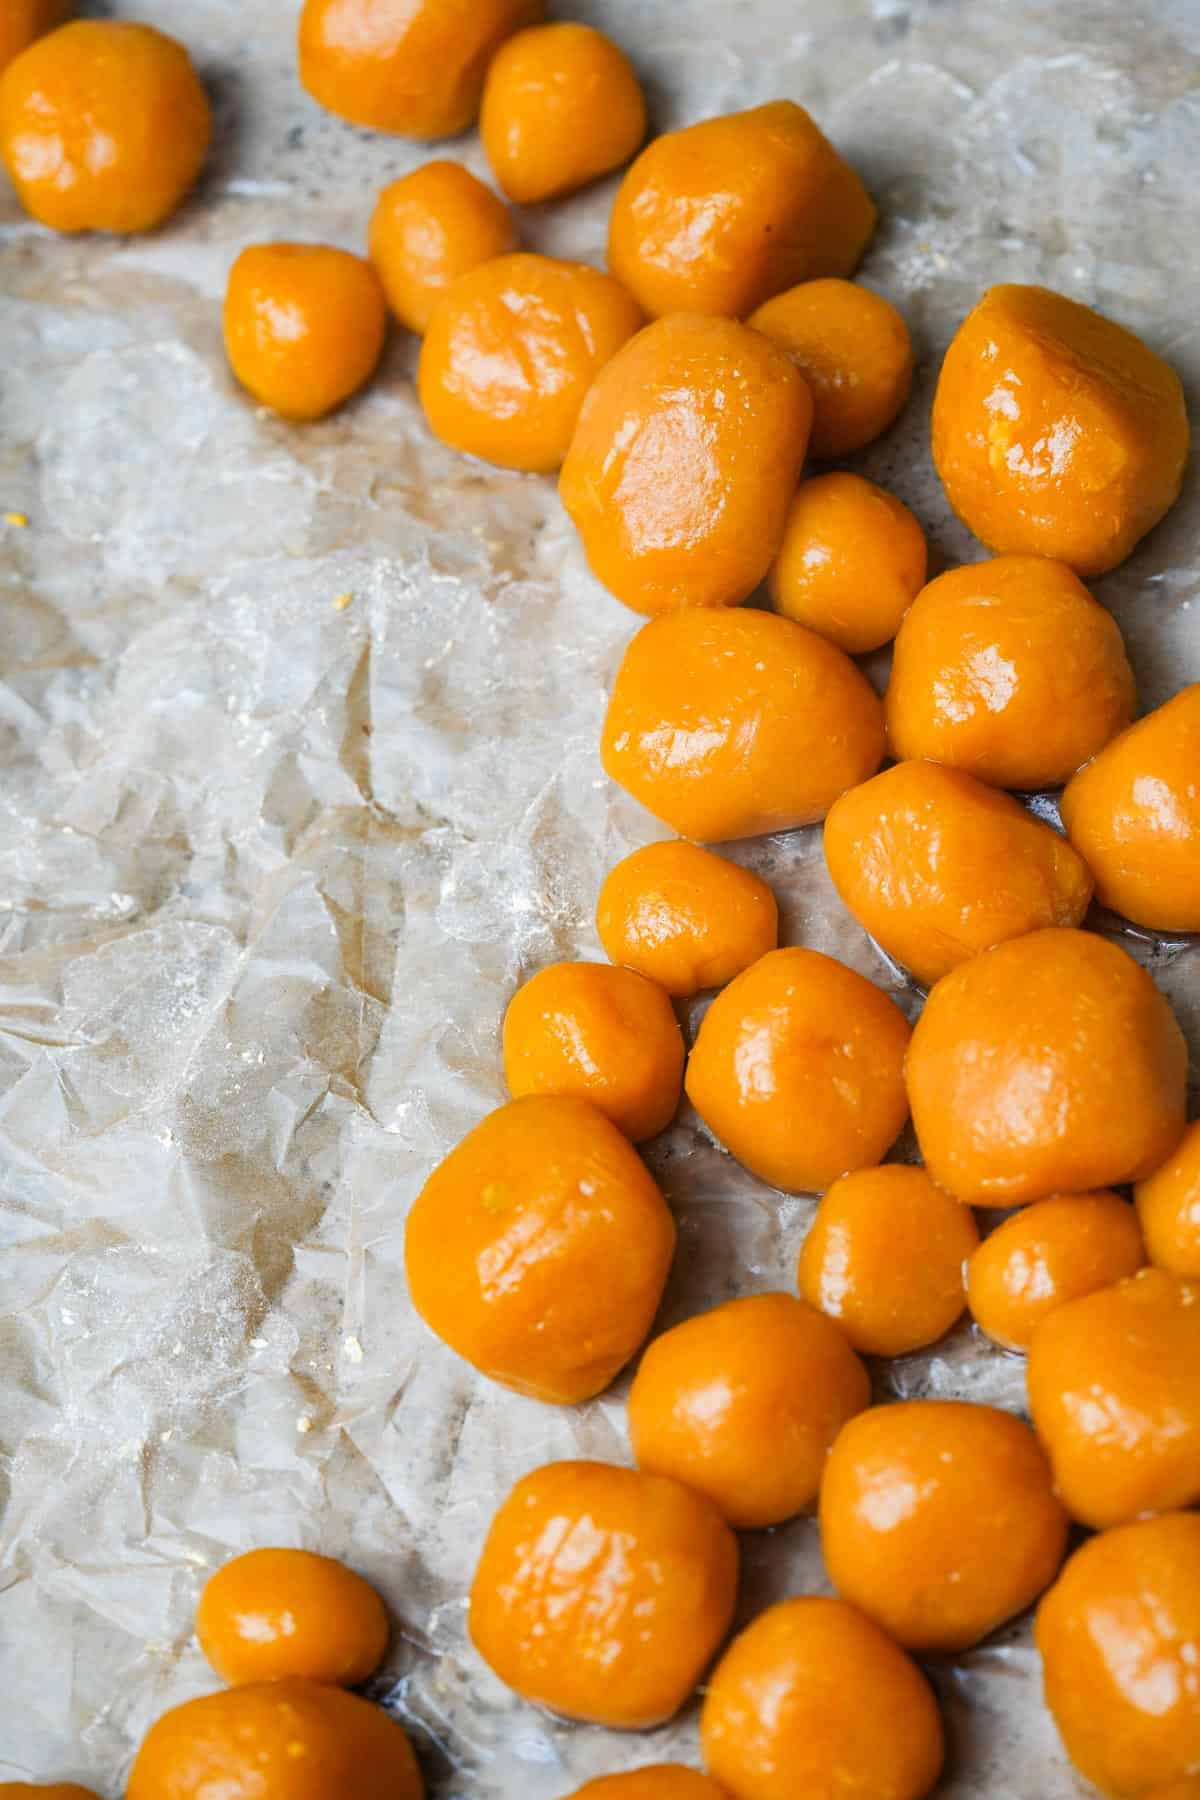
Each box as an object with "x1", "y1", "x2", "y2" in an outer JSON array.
[
  {"x1": 608, "y1": 102, "x2": 876, "y2": 319},
  {"x1": 1036, "y1": 1512, "x2": 1200, "y2": 1797},
  {"x1": 566, "y1": 1774, "x2": 726, "y2": 1800},
  {"x1": 685, "y1": 947, "x2": 910, "y2": 1194},
  {"x1": 823, "y1": 759, "x2": 1094, "y2": 988},
  {"x1": 627, "y1": 1292, "x2": 869, "y2": 1527},
  {"x1": 967, "y1": 1192, "x2": 1145, "y2": 1351},
  {"x1": 1136, "y1": 1120, "x2": 1200, "y2": 1277},
  {"x1": 602, "y1": 609, "x2": 884, "y2": 843},
  {"x1": 749, "y1": 279, "x2": 913, "y2": 457},
  {"x1": 418, "y1": 252, "x2": 641, "y2": 471},
  {"x1": 224, "y1": 244, "x2": 387, "y2": 422},
  {"x1": 367, "y1": 161, "x2": 516, "y2": 334},
  {"x1": 0, "y1": 20, "x2": 210, "y2": 233},
  {"x1": 0, "y1": 1, "x2": 71, "y2": 78},
  {"x1": 820, "y1": 1400, "x2": 1068, "y2": 1653},
  {"x1": 595, "y1": 840, "x2": 778, "y2": 998},
  {"x1": 297, "y1": 0, "x2": 543, "y2": 138},
  {"x1": 126, "y1": 1682, "x2": 422, "y2": 1800},
  {"x1": 798, "y1": 1164, "x2": 979, "y2": 1357},
  {"x1": 768, "y1": 472, "x2": 927, "y2": 655},
  {"x1": 699, "y1": 1596, "x2": 944, "y2": 1800},
  {"x1": 560, "y1": 314, "x2": 812, "y2": 615},
  {"x1": 905, "y1": 928, "x2": 1187, "y2": 1207},
  {"x1": 480, "y1": 22, "x2": 645, "y2": 204},
  {"x1": 932, "y1": 283, "x2": 1189, "y2": 577},
  {"x1": 197, "y1": 1548, "x2": 389, "y2": 1687},
  {"x1": 0, "y1": 1788, "x2": 99, "y2": 1799},
  {"x1": 469, "y1": 1460, "x2": 737, "y2": 1729},
  {"x1": 1027, "y1": 1267, "x2": 1200, "y2": 1528},
  {"x1": 886, "y1": 554, "x2": 1136, "y2": 790},
  {"x1": 501, "y1": 961, "x2": 684, "y2": 1142},
  {"x1": 404, "y1": 1095, "x2": 675, "y2": 1403},
  {"x1": 1061, "y1": 684, "x2": 1200, "y2": 932}
]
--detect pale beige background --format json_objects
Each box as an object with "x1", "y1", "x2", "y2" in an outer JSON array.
[{"x1": 0, "y1": 1, "x2": 1197, "y2": 1794}]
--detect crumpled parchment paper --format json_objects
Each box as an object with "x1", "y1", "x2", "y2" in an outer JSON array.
[{"x1": 1, "y1": 0, "x2": 1197, "y2": 1793}]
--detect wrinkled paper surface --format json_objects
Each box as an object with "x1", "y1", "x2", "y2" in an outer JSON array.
[{"x1": 1, "y1": 0, "x2": 1198, "y2": 1793}]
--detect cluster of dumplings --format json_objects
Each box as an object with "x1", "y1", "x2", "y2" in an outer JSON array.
[{"x1": 0, "y1": 1, "x2": 1198, "y2": 1798}]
